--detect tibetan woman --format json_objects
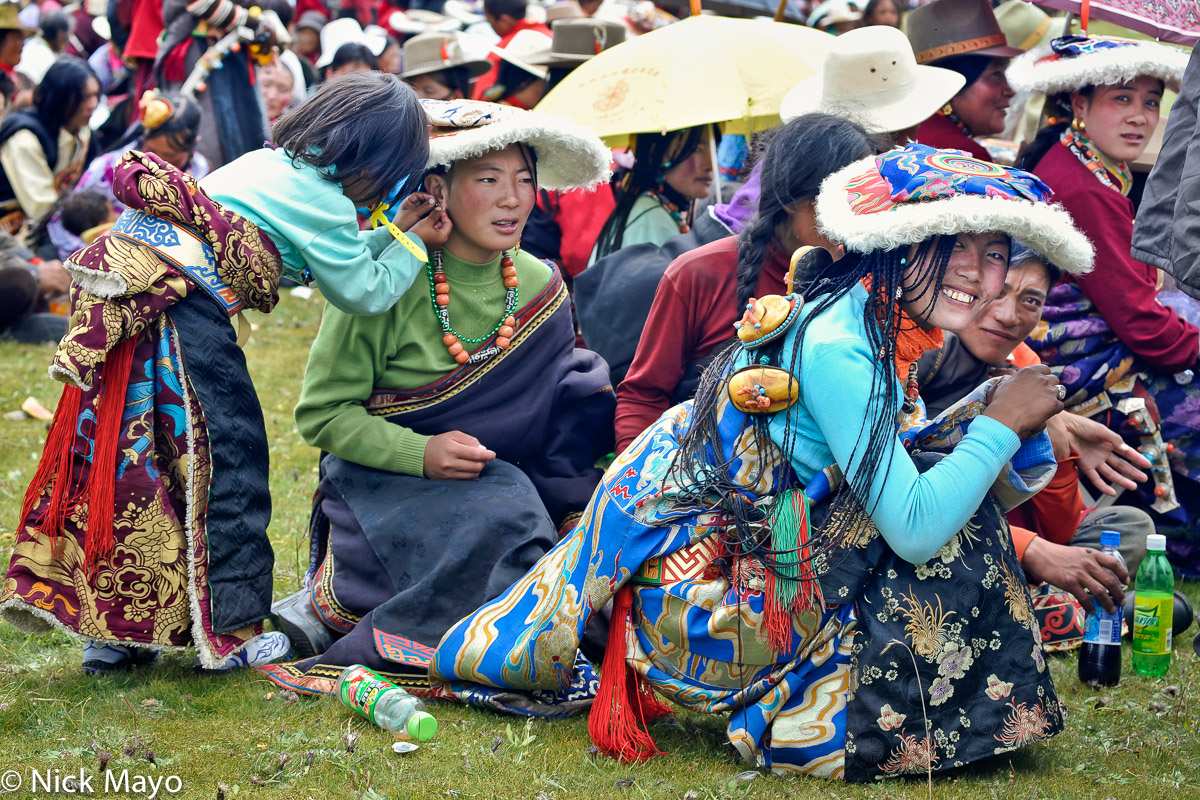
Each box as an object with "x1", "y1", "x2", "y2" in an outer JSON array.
[
  {"x1": 262, "y1": 99, "x2": 615, "y2": 695},
  {"x1": 430, "y1": 144, "x2": 1097, "y2": 781}
]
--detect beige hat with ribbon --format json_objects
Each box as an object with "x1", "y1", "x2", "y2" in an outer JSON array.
[
  {"x1": 401, "y1": 31, "x2": 491, "y2": 79},
  {"x1": 995, "y1": 0, "x2": 1058, "y2": 52},
  {"x1": 781, "y1": 25, "x2": 966, "y2": 133},
  {"x1": 527, "y1": 18, "x2": 625, "y2": 68}
]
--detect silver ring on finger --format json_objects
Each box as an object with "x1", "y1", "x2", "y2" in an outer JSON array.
[{"x1": 1055, "y1": 384, "x2": 1067, "y2": 401}]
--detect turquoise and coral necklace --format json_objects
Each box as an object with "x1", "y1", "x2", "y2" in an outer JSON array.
[{"x1": 427, "y1": 249, "x2": 519, "y2": 366}]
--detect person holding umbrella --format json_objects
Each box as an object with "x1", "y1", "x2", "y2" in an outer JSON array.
[
  {"x1": 907, "y1": 0, "x2": 1022, "y2": 160},
  {"x1": 591, "y1": 125, "x2": 714, "y2": 262},
  {"x1": 607, "y1": 26, "x2": 965, "y2": 451}
]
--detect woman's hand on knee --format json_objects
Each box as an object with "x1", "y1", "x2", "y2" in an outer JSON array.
[
  {"x1": 1021, "y1": 536, "x2": 1127, "y2": 615},
  {"x1": 983, "y1": 365, "x2": 1065, "y2": 439},
  {"x1": 423, "y1": 431, "x2": 495, "y2": 480}
]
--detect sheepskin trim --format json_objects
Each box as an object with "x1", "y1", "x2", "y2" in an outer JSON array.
[
  {"x1": 48, "y1": 363, "x2": 89, "y2": 391},
  {"x1": 426, "y1": 112, "x2": 612, "y2": 191},
  {"x1": 1007, "y1": 39, "x2": 1189, "y2": 96},
  {"x1": 815, "y1": 157, "x2": 1095, "y2": 275},
  {"x1": 65, "y1": 258, "x2": 127, "y2": 298}
]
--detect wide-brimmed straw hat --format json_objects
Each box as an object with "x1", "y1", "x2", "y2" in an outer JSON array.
[
  {"x1": 527, "y1": 18, "x2": 625, "y2": 68},
  {"x1": 907, "y1": 0, "x2": 1022, "y2": 65},
  {"x1": 1007, "y1": 34, "x2": 1189, "y2": 96},
  {"x1": 781, "y1": 26, "x2": 965, "y2": 133},
  {"x1": 423, "y1": 98, "x2": 612, "y2": 190},
  {"x1": 0, "y1": 4, "x2": 37, "y2": 37},
  {"x1": 815, "y1": 143, "x2": 1093, "y2": 273},
  {"x1": 491, "y1": 28, "x2": 552, "y2": 80},
  {"x1": 401, "y1": 31, "x2": 491, "y2": 79},
  {"x1": 316, "y1": 18, "x2": 387, "y2": 68}
]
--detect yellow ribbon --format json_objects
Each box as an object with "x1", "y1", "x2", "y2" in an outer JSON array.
[{"x1": 369, "y1": 203, "x2": 429, "y2": 263}]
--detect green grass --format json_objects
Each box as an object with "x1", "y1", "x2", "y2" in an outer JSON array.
[{"x1": 1, "y1": 294, "x2": 1198, "y2": 799}]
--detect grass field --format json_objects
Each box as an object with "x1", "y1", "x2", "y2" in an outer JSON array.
[{"x1": 0, "y1": 293, "x2": 1197, "y2": 800}]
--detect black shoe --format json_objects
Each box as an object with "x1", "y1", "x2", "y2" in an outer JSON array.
[
  {"x1": 81, "y1": 642, "x2": 159, "y2": 676},
  {"x1": 270, "y1": 590, "x2": 333, "y2": 659}
]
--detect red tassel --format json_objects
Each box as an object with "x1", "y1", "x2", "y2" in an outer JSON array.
[
  {"x1": 81, "y1": 336, "x2": 137, "y2": 578},
  {"x1": 762, "y1": 570, "x2": 794, "y2": 655},
  {"x1": 588, "y1": 584, "x2": 671, "y2": 763},
  {"x1": 19, "y1": 383, "x2": 83, "y2": 550}
]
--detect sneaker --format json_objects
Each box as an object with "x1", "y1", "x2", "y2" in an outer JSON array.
[
  {"x1": 197, "y1": 631, "x2": 293, "y2": 672},
  {"x1": 82, "y1": 641, "x2": 159, "y2": 675},
  {"x1": 270, "y1": 590, "x2": 334, "y2": 659}
]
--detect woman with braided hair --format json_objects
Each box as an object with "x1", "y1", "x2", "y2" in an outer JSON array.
[{"x1": 431, "y1": 144, "x2": 1111, "y2": 781}]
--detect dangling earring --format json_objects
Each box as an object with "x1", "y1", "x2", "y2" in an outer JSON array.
[{"x1": 1071, "y1": 117, "x2": 1086, "y2": 132}]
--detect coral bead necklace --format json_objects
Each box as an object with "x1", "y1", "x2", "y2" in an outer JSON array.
[{"x1": 428, "y1": 249, "x2": 519, "y2": 365}]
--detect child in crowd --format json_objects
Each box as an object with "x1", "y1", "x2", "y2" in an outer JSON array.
[{"x1": 1, "y1": 72, "x2": 446, "y2": 674}]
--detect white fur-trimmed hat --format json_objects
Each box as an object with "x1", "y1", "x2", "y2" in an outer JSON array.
[
  {"x1": 815, "y1": 143, "x2": 1094, "y2": 274},
  {"x1": 1007, "y1": 34, "x2": 1189, "y2": 96},
  {"x1": 422, "y1": 99, "x2": 612, "y2": 191}
]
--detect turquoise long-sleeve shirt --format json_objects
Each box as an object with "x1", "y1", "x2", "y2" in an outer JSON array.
[
  {"x1": 746, "y1": 283, "x2": 1021, "y2": 564},
  {"x1": 201, "y1": 147, "x2": 424, "y2": 315}
]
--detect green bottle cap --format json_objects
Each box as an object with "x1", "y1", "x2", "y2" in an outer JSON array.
[{"x1": 407, "y1": 711, "x2": 438, "y2": 742}]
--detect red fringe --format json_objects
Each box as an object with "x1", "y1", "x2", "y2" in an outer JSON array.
[
  {"x1": 81, "y1": 336, "x2": 137, "y2": 577},
  {"x1": 18, "y1": 383, "x2": 83, "y2": 551},
  {"x1": 762, "y1": 570, "x2": 793, "y2": 655},
  {"x1": 588, "y1": 584, "x2": 671, "y2": 763},
  {"x1": 795, "y1": 498, "x2": 823, "y2": 615}
]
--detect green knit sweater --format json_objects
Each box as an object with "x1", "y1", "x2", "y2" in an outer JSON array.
[{"x1": 295, "y1": 248, "x2": 552, "y2": 477}]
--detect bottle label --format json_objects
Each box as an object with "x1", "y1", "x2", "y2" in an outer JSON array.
[
  {"x1": 1131, "y1": 596, "x2": 1173, "y2": 655},
  {"x1": 1083, "y1": 610, "x2": 1122, "y2": 645},
  {"x1": 339, "y1": 665, "x2": 392, "y2": 724}
]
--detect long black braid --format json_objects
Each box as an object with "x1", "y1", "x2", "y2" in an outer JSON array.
[
  {"x1": 735, "y1": 113, "x2": 881, "y2": 311},
  {"x1": 668, "y1": 236, "x2": 958, "y2": 572}
]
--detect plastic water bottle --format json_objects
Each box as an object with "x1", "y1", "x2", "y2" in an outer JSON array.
[
  {"x1": 1132, "y1": 534, "x2": 1174, "y2": 677},
  {"x1": 337, "y1": 665, "x2": 438, "y2": 741},
  {"x1": 1078, "y1": 531, "x2": 1125, "y2": 687}
]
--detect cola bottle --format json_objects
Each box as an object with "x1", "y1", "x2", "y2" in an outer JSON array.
[{"x1": 1078, "y1": 531, "x2": 1125, "y2": 687}]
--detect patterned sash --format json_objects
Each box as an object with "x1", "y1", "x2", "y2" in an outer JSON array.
[{"x1": 109, "y1": 209, "x2": 244, "y2": 317}]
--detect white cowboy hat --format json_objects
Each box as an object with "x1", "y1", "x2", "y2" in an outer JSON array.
[
  {"x1": 781, "y1": 25, "x2": 965, "y2": 134},
  {"x1": 423, "y1": 98, "x2": 611, "y2": 190},
  {"x1": 816, "y1": 143, "x2": 1093, "y2": 274},
  {"x1": 316, "y1": 18, "x2": 387, "y2": 68},
  {"x1": 1007, "y1": 34, "x2": 1189, "y2": 97},
  {"x1": 491, "y1": 28, "x2": 552, "y2": 80}
]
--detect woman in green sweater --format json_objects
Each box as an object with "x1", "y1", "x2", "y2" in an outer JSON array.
[{"x1": 263, "y1": 100, "x2": 615, "y2": 695}]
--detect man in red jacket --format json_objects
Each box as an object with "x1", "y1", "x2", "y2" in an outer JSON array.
[{"x1": 472, "y1": 0, "x2": 550, "y2": 101}]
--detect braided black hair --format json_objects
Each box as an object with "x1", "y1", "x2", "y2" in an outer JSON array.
[
  {"x1": 735, "y1": 113, "x2": 879, "y2": 311},
  {"x1": 592, "y1": 125, "x2": 706, "y2": 260},
  {"x1": 669, "y1": 235, "x2": 959, "y2": 572}
]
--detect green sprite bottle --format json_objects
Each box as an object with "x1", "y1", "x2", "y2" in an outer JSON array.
[
  {"x1": 337, "y1": 665, "x2": 438, "y2": 741},
  {"x1": 1131, "y1": 534, "x2": 1174, "y2": 677}
]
